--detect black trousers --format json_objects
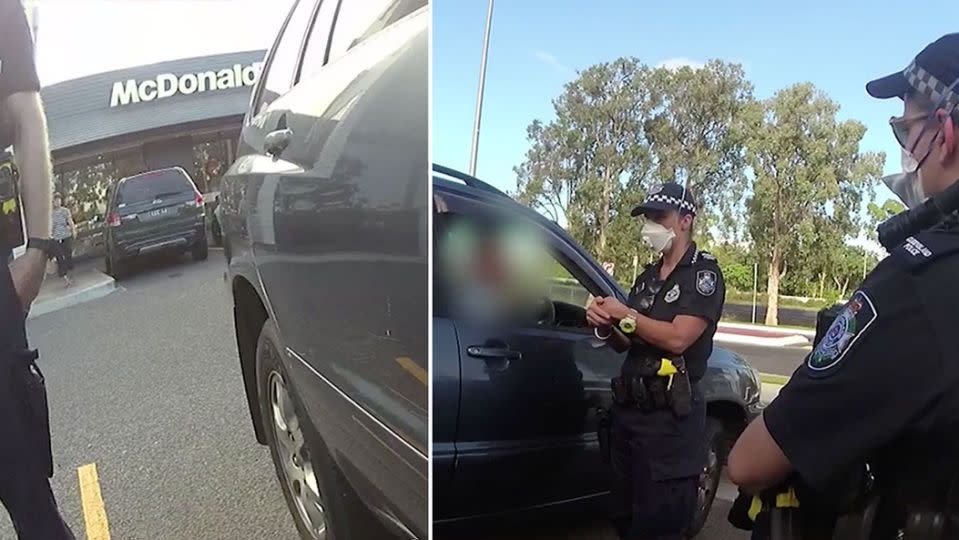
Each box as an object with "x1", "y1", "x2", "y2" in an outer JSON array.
[
  {"x1": 0, "y1": 261, "x2": 74, "y2": 540},
  {"x1": 53, "y1": 237, "x2": 73, "y2": 277},
  {"x1": 609, "y1": 391, "x2": 706, "y2": 540}
]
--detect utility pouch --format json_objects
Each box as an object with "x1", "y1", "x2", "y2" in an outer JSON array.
[
  {"x1": 597, "y1": 407, "x2": 611, "y2": 464},
  {"x1": 661, "y1": 356, "x2": 692, "y2": 418}
]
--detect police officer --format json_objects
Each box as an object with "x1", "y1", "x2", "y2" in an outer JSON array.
[
  {"x1": 587, "y1": 182, "x2": 726, "y2": 540},
  {"x1": 0, "y1": 0, "x2": 75, "y2": 538},
  {"x1": 728, "y1": 34, "x2": 959, "y2": 538}
]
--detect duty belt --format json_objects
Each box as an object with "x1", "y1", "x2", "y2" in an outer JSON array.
[{"x1": 611, "y1": 356, "x2": 692, "y2": 417}]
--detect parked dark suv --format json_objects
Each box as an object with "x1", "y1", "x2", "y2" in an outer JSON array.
[
  {"x1": 219, "y1": 1, "x2": 428, "y2": 539},
  {"x1": 432, "y1": 165, "x2": 763, "y2": 537},
  {"x1": 103, "y1": 166, "x2": 208, "y2": 278}
]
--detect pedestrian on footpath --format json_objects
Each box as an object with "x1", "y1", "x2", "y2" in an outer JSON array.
[
  {"x1": 0, "y1": 0, "x2": 76, "y2": 538},
  {"x1": 728, "y1": 33, "x2": 959, "y2": 538},
  {"x1": 587, "y1": 182, "x2": 726, "y2": 540},
  {"x1": 51, "y1": 194, "x2": 76, "y2": 287}
]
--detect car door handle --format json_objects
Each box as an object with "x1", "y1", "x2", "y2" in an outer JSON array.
[
  {"x1": 467, "y1": 346, "x2": 521, "y2": 361},
  {"x1": 264, "y1": 128, "x2": 292, "y2": 158}
]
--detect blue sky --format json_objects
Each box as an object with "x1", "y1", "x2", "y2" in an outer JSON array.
[{"x1": 433, "y1": 0, "x2": 957, "y2": 207}]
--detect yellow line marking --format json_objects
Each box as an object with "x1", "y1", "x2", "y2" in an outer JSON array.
[
  {"x1": 77, "y1": 463, "x2": 111, "y2": 540},
  {"x1": 760, "y1": 372, "x2": 790, "y2": 386},
  {"x1": 395, "y1": 356, "x2": 427, "y2": 385}
]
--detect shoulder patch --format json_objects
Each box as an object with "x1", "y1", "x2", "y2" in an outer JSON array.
[
  {"x1": 806, "y1": 290, "x2": 877, "y2": 377},
  {"x1": 700, "y1": 252, "x2": 717, "y2": 262},
  {"x1": 696, "y1": 270, "x2": 717, "y2": 296},
  {"x1": 892, "y1": 231, "x2": 959, "y2": 272}
]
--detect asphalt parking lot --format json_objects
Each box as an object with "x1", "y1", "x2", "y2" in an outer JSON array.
[
  {"x1": 0, "y1": 252, "x2": 297, "y2": 539},
  {"x1": 0, "y1": 252, "x2": 794, "y2": 539}
]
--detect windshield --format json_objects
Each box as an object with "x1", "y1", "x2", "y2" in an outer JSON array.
[{"x1": 117, "y1": 169, "x2": 195, "y2": 205}]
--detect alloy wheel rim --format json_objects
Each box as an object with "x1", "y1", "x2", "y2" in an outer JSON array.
[
  {"x1": 697, "y1": 445, "x2": 719, "y2": 516},
  {"x1": 269, "y1": 371, "x2": 327, "y2": 539}
]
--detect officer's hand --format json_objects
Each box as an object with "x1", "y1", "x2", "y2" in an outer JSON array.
[
  {"x1": 586, "y1": 297, "x2": 612, "y2": 328},
  {"x1": 600, "y1": 297, "x2": 630, "y2": 320},
  {"x1": 9, "y1": 249, "x2": 46, "y2": 312}
]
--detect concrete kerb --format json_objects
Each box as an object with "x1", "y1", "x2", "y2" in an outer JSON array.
[
  {"x1": 27, "y1": 271, "x2": 116, "y2": 319},
  {"x1": 714, "y1": 332, "x2": 809, "y2": 348}
]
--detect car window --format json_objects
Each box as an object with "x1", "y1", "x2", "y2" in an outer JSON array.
[
  {"x1": 326, "y1": 0, "x2": 424, "y2": 63},
  {"x1": 117, "y1": 170, "x2": 195, "y2": 206},
  {"x1": 546, "y1": 257, "x2": 594, "y2": 311},
  {"x1": 253, "y1": 0, "x2": 318, "y2": 115},
  {"x1": 296, "y1": 0, "x2": 340, "y2": 83}
]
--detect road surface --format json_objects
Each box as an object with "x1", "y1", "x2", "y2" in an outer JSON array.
[
  {"x1": 722, "y1": 342, "x2": 808, "y2": 378},
  {"x1": 0, "y1": 253, "x2": 297, "y2": 539}
]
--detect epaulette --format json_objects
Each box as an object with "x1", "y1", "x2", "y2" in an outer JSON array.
[
  {"x1": 891, "y1": 231, "x2": 959, "y2": 272},
  {"x1": 693, "y1": 250, "x2": 718, "y2": 265}
]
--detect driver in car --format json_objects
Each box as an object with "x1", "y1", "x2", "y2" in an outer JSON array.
[{"x1": 587, "y1": 182, "x2": 726, "y2": 540}]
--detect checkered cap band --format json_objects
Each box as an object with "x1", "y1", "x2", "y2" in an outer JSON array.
[
  {"x1": 644, "y1": 193, "x2": 697, "y2": 215},
  {"x1": 904, "y1": 61, "x2": 959, "y2": 110}
]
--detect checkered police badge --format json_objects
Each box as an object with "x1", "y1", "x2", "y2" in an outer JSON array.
[
  {"x1": 806, "y1": 290, "x2": 877, "y2": 376},
  {"x1": 696, "y1": 270, "x2": 716, "y2": 296}
]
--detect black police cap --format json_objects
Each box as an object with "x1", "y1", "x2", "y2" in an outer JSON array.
[
  {"x1": 631, "y1": 182, "x2": 698, "y2": 217},
  {"x1": 867, "y1": 33, "x2": 959, "y2": 109}
]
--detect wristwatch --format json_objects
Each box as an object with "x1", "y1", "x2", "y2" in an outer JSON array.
[{"x1": 26, "y1": 237, "x2": 56, "y2": 259}]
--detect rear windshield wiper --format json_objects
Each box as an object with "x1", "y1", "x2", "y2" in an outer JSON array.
[{"x1": 152, "y1": 191, "x2": 185, "y2": 199}]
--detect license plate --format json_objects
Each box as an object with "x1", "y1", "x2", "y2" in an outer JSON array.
[{"x1": 148, "y1": 208, "x2": 169, "y2": 217}]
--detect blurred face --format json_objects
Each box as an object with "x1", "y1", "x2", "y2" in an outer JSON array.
[{"x1": 53, "y1": 196, "x2": 61, "y2": 207}]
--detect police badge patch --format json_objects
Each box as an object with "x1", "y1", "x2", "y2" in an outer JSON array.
[
  {"x1": 806, "y1": 290, "x2": 877, "y2": 377},
  {"x1": 696, "y1": 270, "x2": 716, "y2": 296},
  {"x1": 649, "y1": 184, "x2": 664, "y2": 195}
]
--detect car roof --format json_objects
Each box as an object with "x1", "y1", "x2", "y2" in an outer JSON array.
[
  {"x1": 120, "y1": 166, "x2": 194, "y2": 185},
  {"x1": 432, "y1": 165, "x2": 570, "y2": 243}
]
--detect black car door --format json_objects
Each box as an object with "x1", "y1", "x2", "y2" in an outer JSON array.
[{"x1": 434, "y1": 185, "x2": 626, "y2": 519}]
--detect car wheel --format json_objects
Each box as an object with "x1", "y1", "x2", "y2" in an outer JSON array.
[
  {"x1": 256, "y1": 319, "x2": 356, "y2": 540},
  {"x1": 687, "y1": 417, "x2": 723, "y2": 538},
  {"x1": 192, "y1": 236, "x2": 209, "y2": 261}
]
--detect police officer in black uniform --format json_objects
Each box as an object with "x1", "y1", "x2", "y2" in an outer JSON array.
[
  {"x1": 728, "y1": 34, "x2": 959, "y2": 539},
  {"x1": 0, "y1": 1, "x2": 75, "y2": 538},
  {"x1": 588, "y1": 182, "x2": 726, "y2": 540}
]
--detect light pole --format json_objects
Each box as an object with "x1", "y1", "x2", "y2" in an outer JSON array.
[{"x1": 468, "y1": 0, "x2": 494, "y2": 177}]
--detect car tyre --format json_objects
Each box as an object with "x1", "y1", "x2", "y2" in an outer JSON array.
[
  {"x1": 256, "y1": 319, "x2": 358, "y2": 540},
  {"x1": 192, "y1": 236, "x2": 209, "y2": 261},
  {"x1": 687, "y1": 417, "x2": 723, "y2": 538}
]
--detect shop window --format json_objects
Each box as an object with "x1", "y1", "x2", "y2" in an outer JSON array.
[{"x1": 193, "y1": 138, "x2": 231, "y2": 195}]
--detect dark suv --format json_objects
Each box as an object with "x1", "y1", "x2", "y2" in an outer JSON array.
[
  {"x1": 103, "y1": 166, "x2": 208, "y2": 277},
  {"x1": 432, "y1": 165, "x2": 763, "y2": 537},
  {"x1": 219, "y1": 1, "x2": 428, "y2": 539}
]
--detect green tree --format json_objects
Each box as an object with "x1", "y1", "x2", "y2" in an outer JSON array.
[
  {"x1": 643, "y1": 60, "x2": 757, "y2": 239},
  {"x1": 515, "y1": 58, "x2": 656, "y2": 262},
  {"x1": 746, "y1": 83, "x2": 884, "y2": 325}
]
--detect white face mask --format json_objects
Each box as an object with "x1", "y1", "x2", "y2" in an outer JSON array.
[
  {"x1": 901, "y1": 146, "x2": 921, "y2": 175},
  {"x1": 882, "y1": 168, "x2": 927, "y2": 209},
  {"x1": 641, "y1": 221, "x2": 676, "y2": 254}
]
